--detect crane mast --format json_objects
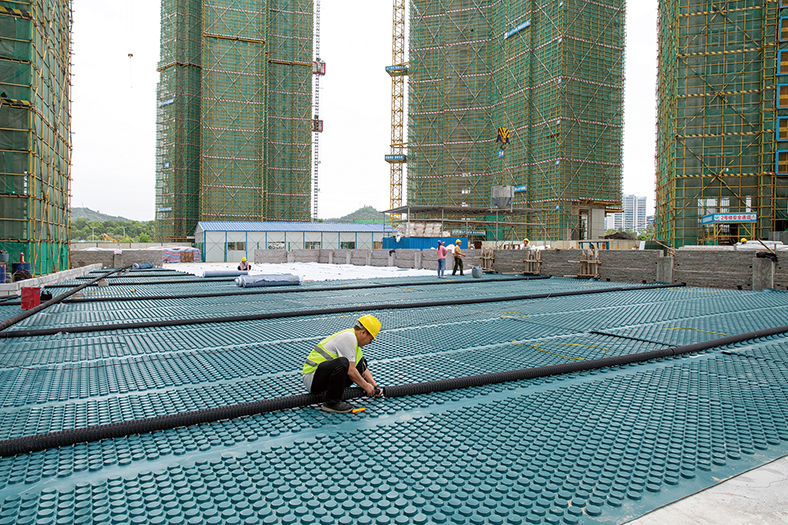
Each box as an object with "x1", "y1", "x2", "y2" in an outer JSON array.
[
  {"x1": 311, "y1": 0, "x2": 324, "y2": 221},
  {"x1": 385, "y1": 0, "x2": 408, "y2": 220}
]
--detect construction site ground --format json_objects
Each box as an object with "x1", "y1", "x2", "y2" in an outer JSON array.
[{"x1": 0, "y1": 264, "x2": 786, "y2": 524}]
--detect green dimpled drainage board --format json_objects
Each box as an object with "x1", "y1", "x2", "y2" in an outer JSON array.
[{"x1": 0, "y1": 274, "x2": 786, "y2": 524}]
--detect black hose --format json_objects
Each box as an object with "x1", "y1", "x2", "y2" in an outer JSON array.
[
  {"x1": 0, "y1": 282, "x2": 685, "y2": 339},
  {"x1": 0, "y1": 322, "x2": 785, "y2": 457},
  {"x1": 44, "y1": 277, "x2": 239, "y2": 288},
  {"x1": 0, "y1": 267, "x2": 130, "y2": 334},
  {"x1": 8, "y1": 275, "x2": 548, "y2": 305}
]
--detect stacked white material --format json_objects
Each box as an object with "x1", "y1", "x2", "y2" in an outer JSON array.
[{"x1": 235, "y1": 274, "x2": 302, "y2": 287}]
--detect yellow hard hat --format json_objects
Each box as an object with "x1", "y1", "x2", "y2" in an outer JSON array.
[
  {"x1": 357, "y1": 314, "x2": 381, "y2": 339},
  {"x1": 242, "y1": 257, "x2": 247, "y2": 261},
  {"x1": 455, "y1": 239, "x2": 461, "y2": 244},
  {"x1": 523, "y1": 238, "x2": 529, "y2": 243},
  {"x1": 740, "y1": 238, "x2": 747, "y2": 243}
]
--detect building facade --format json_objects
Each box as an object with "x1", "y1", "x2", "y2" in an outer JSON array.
[
  {"x1": 0, "y1": 2, "x2": 71, "y2": 275},
  {"x1": 407, "y1": 0, "x2": 624, "y2": 241},
  {"x1": 155, "y1": 0, "x2": 313, "y2": 242},
  {"x1": 195, "y1": 221, "x2": 395, "y2": 262},
  {"x1": 656, "y1": 0, "x2": 785, "y2": 247}
]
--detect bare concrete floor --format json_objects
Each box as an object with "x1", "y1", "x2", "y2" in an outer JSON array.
[{"x1": 629, "y1": 454, "x2": 788, "y2": 524}]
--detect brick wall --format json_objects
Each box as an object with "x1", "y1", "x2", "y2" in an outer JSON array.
[
  {"x1": 491, "y1": 250, "x2": 531, "y2": 274},
  {"x1": 291, "y1": 249, "x2": 320, "y2": 263},
  {"x1": 539, "y1": 249, "x2": 578, "y2": 278},
  {"x1": 394, "y1": 249, "x2": 421, "y2": 269},
  {"x1": 673, "y1": 251, "x2": 753, "y2": 289},
  {"x1": 71, "y1": 250, "x2": 114, "y2": 269},
  {"x1": 598, "y1": 250, "x2": 663, "y2": 284},
  {"x1": 350, "y1": 250, "x2": 370, "y2": 266},
  {"x1": 254, "y1": 250, "x2": 287, "y2": 264},
  {"x1": 370, "y1": 249, "x2": 392, "y2": 267},
  {"x1": 775, "y1": 256, "x2": 788, "y2": 290}
]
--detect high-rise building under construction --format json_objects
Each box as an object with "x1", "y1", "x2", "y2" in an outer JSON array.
[
  {"x1": 0, "y1": 1, "x2": 71, "y2": 274},
  {"x1": 656, "y1": 1, "x2": 785, "y2": 247},
  {"x1": 155, "y1": 0, "x2": 313, "y2": 242},
  {"x1": 407, "y1": 0, "x2": 624, "y2": 241}
]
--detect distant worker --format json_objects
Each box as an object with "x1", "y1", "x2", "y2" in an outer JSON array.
[
  {"x1": 452, "y1": 239, "x2": 465, "y2": 276},
  {"x1": 238, "y1": 257, "x2": 251, "y2": 271},
  {"x1": 436, "y1": 241, "x2": 448, "y2": 278},
  {"x1": 523, "y1": 238, "x2": 530, "y2": 249},
  {"x1": 740, "y1": 238, "x2": 747, "y2": 244},
  {"x1": 302, "y1": 315, "x2": 383, "y2": 413}
]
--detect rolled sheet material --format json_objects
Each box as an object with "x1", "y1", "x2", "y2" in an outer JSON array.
[
  {"x1": 131, "y1": 262, "x2": 154, "y2": 269},
  {"x1": 202, "y1": 270, "x2": 249, "y2": 278},
  {"x1": 235, "y1": 273, "x2": 302, "y2": 287}
]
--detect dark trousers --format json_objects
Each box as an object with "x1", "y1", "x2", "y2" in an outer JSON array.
[
  {"x1": 452, "y1": 257, "x2": 464, "y2": 275},
  {"x1": 311, "y1": 357, "x2": 368, "y2": 404}
]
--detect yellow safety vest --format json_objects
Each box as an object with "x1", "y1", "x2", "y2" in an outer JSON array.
[{"x1": 302, "y1": 329, "x2": 363, "y2": 375}]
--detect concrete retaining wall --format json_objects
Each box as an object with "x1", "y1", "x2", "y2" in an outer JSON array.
[
  {"x1": 539, "y1": 249, "x2": 579, "y2": 278},
  {"x1": 775, "y1": 257, "x2": 788, "y2": 290},
  {"x1": 394, "y1": 249, "x2": 421, "y2": 269},
  {"x1": 249, "y1": 247, "x2": 788, "y2": 291},
  {"x1": 71, "y1": 250, "x2": 115, "y2": 269},
  {"x1": 371, "y1": 250, "x2": 392, "y2": 267},
  {"x1": 71, "y1": 250, "x2": 165, "y2": 269},
  {"x1": 491, "y1": 250, "x2": 531, "y2": 274},
  {"x1": 673, "y1": 251, "x2": 754, "y2": 289},
  {"x1": 350, "y1": 250, "x2": 371, "y2": 266},
  {"x1": 291, "y1": 249, "x2": 320, "y2": 263},
  {"x1": 254, "y1": 250, "x2": 288, "y2": 264},
  {"x1": 332, "y1": 249, "x2": 351, "y2": 265},
  {"x1": 599, "y1": 250, "x2": 663, "y2": 284}
]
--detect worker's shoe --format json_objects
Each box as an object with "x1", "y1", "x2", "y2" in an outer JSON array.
[{"x1": 321, "y1": 401, "x2": 354, "y2": 413}]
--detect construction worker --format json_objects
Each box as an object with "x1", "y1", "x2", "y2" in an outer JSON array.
[
  {"x1": 452, "y1": 239, "x2": 464, "y2": 276},
  {"x1": 302, "y1": 314, "x2": 383, "y2": 413},
  {"x1": 523, "y1": 238, "x2": 530, "y2": 249},
  {"x1": 436, "y1": 241, "x2": 448, "y2": 277},
  {"x1": 238, "y1": 257, "x2": 251, "y2": 271}
]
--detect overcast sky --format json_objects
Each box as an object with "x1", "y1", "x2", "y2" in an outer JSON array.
[{"x1": 71, "y1": 1, "x2": 658, "y2": 223}]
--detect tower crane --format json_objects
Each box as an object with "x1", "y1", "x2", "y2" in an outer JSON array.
[{"x1": 385, "y1": 0, "x2": 408, "y2": 220}]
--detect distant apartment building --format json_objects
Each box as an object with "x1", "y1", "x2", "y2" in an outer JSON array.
[{"x1": 606, "y1": 194, "x2": 647, "y2": 232}]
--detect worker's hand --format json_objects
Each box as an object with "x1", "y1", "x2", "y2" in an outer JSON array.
[
  {"x1": 363, "y1": 383, "x2": 375, "y2": 397},
  {"x1": 373, "y1": 386, "x2": 384, "y2": 398}
]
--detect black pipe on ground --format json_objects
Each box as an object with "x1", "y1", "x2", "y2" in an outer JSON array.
[
  {"x1": 4, "y1": 275, "x2": 548, "y2": 306},
  {"x1": 0, "y1": 323, "x2": 785, "y2": 457},
  {"x1": 0, "y1": 267, "x2": 129, "y2": 334},
  {"x1": 0, "y1": 282, "x2": 684, "y2": 339},
  {"x1": 44, "y1": 277, "x2": 239, "y2": 288}
]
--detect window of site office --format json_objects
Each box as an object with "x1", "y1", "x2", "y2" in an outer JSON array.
[
  {"x1": 780, "y1": 50, "x2": 788, "y2": 75},
  {"x1": 782, "y1": 17, "x2": 788, "y2": 41},
  {"x1": 783, "y1": 0, "x2": 788, "y2": 8}
]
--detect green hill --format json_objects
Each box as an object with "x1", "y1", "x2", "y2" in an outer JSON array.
[
  {"x1": 71, "y1": 207, "x2": 135, "y2": 223},
  {"x1": 72, "y1": 205, "x2": 384, "y2": 225},
  {"x1": 327, "y1": 206, "x2": 385, "y2": 223}
]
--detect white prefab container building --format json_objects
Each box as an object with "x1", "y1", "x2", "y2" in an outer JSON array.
[{"x1": 194, "y1": 221, "x2": 396, "y2": 263}]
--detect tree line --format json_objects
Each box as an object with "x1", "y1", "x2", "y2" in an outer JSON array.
[{"x1": 70, "y1": 219, "x2": 155, "y2": 243}]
